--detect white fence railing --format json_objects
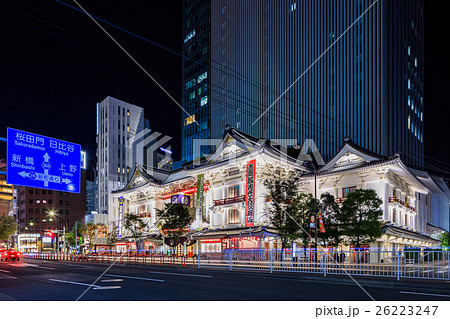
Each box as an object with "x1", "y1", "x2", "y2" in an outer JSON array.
[{"x1": 198, "y1": 249, "x2": 450, "y2": 280}]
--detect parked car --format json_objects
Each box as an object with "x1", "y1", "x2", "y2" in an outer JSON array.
[{"x1": 1, "y1": 249, "x2": 20, "y2": 261}]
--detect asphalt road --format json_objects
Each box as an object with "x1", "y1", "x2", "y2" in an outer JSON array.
[{"x1": 1, "y1": 259, "x2": 450, "y2": 301}]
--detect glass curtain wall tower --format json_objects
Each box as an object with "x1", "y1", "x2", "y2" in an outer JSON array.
[{"x1": 182, "y1": 0, "x2": 424, "y2": 169}]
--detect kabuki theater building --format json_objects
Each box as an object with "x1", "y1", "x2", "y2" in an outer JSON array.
[{"x1": 110, "y1": 126, "x2": 449, "y2": 253}]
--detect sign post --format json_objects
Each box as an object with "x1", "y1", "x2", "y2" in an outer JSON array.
[{"x1": 6, "y1": 128, "x2": 81, "y2": 193}]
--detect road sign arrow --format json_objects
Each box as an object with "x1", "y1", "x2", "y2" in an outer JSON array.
[
  {"x1": 43, "y1": 153, "x2": 50, "y2": 162},
  {"x1": 18, "y1": 171, "x2": 29, "y2": 178},
  {"x1": 62, "y1": 178, "x2": 71, "y2": 184}
]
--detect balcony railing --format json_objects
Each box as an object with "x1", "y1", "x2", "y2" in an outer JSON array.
[
  {"x1": 138, "y1": 213, "x2": 151, "y2": 218},
  {"x1": 213, "y1": 195, "x2": 246, "y2": 206},
  {"x1": 388, "y1": 196, "x2": 416, "y2": 212}
]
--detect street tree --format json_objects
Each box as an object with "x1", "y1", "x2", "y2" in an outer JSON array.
[
  {"x1": 441, "y1": 232, "x2": 450, "y2": 249},
  {"x1": 316, "y1": 192, "x2": 343, "y2": 247},
  {"x1": 340, "y1": 189, "x2": 383, "y2": 248},
  {"x1": 66, "y1": 221, "x2": 83, "y2": 251},
  {"x1": 156, "y1": 203, "x2": 191, "y2": 250},
  {"x1": 82, "y1": 222, "x2": 103, "y2": 252},
  {"x1": 264, "y1": 172, "x2": 309, "y2": 249},
  {"x1": 0, "y1": 216, "x2": 18, "y2": 248},
  {"x1": 106, "y1": 224, "x2": 119, "y2": 249},
  {"x1": 123, "y1": 213, "x2": 148, "y2": 250}
]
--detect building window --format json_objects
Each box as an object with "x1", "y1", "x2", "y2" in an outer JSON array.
[
  {"x1": 197, "y1": 71, "x2": 207, "y2": 84},
  {"x1": 229, "y1": 209, "x2": 239, "y2": 224},
  {"x1": 48, "y1": 199, "x2": 52, "y2": 204},
  {"x1": 65, "y1": 210, "x2": 69, "y2": 215},
  {"x1": 48, "y1": 190, "x2": 52, "y2": 195},
  {"x1": 36, "y1": 209, "x2": 40, "y2": 213},
  {"x1": 408, "y1": 116, "x2": 411, "y2": 129},
  {"x1": 228, "y1": 185, "x2": 240, "y2": 198},
  {"x1": 200, "y1": 96, "x2": 208, "y2": 106},
  {"x1": 35, "y1": 199, "x2": 40, "y2": 204},
  {"x1": 127, "y1": 125, "x2": 130, "y2": 132},
  {"x1": 342, "y1": 186, "x2": 356, "y2": 198},
  {"x1": 228, "y1": 169, "x2": 240, "y2": 177},
  {"x1": 36, "y1": 190, "x2": 40, "y2": 194},
  {"x1": 29, "y1": 208, "x2": 33, "y2": 213},
  {"x1": 184, "y1": 115, "x2": 196, "y2": 126},
  {"x1": 65, "y1": 201, "x2": 69, "y2": 206},
  {"x1": 393, "y1": 209, "x2": 397, "y2": 224},
  {"x1": 29, "y1": 199, "x2": 33, "y2": 204},
  {"x1": 127, "y1": 110, "x2": 129, "y2": 116},
  {"x1": 29, "y1": 190, "x2": 33, "y2": 194}
]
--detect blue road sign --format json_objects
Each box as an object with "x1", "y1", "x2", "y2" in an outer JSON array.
[{"x1": 6, "y1": 128, "x2": 81, "y2": 193}]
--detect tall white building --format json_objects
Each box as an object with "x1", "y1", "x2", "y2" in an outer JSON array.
[{"x1": 96, "y1": 96, "x2": 146, "y2": 229}]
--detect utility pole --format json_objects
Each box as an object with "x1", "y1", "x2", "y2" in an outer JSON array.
[{"x1": 75, "y1": 222, "x2": 78, "y2": 254}]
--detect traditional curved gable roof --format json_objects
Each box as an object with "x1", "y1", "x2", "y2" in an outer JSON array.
[
  {"x1": 319, "y1": 137, "x2": 386, "y2": 173},
  {"x1": 195, "y1": 124, "x2": 310, "y2": 172}
]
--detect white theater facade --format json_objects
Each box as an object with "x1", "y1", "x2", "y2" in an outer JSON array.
[{"x1": 110, "y1": 126, "x2": 449, "y2": 253}]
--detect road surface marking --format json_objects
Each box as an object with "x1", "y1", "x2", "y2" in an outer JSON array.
[
  {"x1": 0, "y1": 269, "x2": 10, "y2": 273},
  {"x1": 93, "y1": 286, "x2": 122, "y2": 290},
  {"x1": 101, "y1": 279, "x2": 124, "y2": 282},
  {"x1": 399, "y1": 291, "x2": 450, "y2": 298},
  {"x1": 31, "y1": 265, "x2": 56, "y2": 270},
  {"x1": 0, "y1": 273, "x2": 17, "y2": 279},
  {"x1": 48, "y1": 279, "x2": 101, "y2": 288},
  {"x1": 148, "y1": 271, "x2": 212, "y2": 278},
  {"x1": 104, "y1": 274, "x2": 164, "y2": 282}
]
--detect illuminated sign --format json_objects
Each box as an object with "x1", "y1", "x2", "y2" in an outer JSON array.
[
  {"x1": 80, "y1": 150, "x2": 87, "y2": 170},
  {"x1": 200, "y1": 239, "x2": 221, "y2": 243},
  {"x1": 7, "y1": 128, "x2": 81, "y2": 193},
  {"x1": 222, "y1": 236, "x2": 259, "y2": 242},
  {"x1": 160, "y1": 147, "x2": 172, "y2": 155},
  {"x1": 171, "y1": 194, "x2": 190, "y2": 206},
  {"x1": 245, "y1": 159, "x2": 256, "y2": 227},
  {"x1": 42, "y1": 237, "x2": 52, "y2": 243},
  {"x1": 118, "y1": 196, "x2": 124, "y2": 238}
]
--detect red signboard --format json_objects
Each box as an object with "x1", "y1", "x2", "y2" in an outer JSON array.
[
  {"x1": 318, "y1": 213, "x2": 325, "y2": 233},
  {"x1": 245, "y1": 159, "x2": 256, "y2": 227},
  {"x1": 200, "y1": 239, "x2": 222, "y2": 243}
]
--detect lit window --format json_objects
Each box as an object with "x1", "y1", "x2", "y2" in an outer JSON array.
[
  {"x1": 122, "y1": 168, "x2": 125, "y2": 174},
  {"x1": 343, "y1": 186, "x2": 356, "y2": 198},
  {"x1": 200, "y1": 96, "x2": 208, "y2": 106},
  {"x1": 127, "y1": 110, "x2": 129, "y2": 116},
  {"x1": 36, "y1": 200, "x2": 40, "y2": 204},
  {"x1": 228, "y1": 209, "x2": 239, "y2": 224},
  {"x1": 184, "y1": 29, "x2": 195, "y2": 43},
  {"x1": 415, "y1": 58, "x2": 417, "y2": 67},
  {"x1": 127, "y1": 125, "x2": 129, "y2": 132},
  {"x1": 189, "y1": 91, "x2": 196, "y2": 100},
  {"x1": 184, "y1": 114, "x2": 196, "y2": 126},
  {"x1": 42, "y1": 200, "x2": 47, "y2": 204},
  {"x1": 408, "y1": 96, "x2": 410, "y2": 106},
  {"x1": 118, "y1": 167, "x2": 120, "y2": 173},
  {"x1": 420, "y1": 112, "x2": 423, "y2": 121},
  {"x1": 408, "y1": 116, "x2": 410, "y2": 129},
  {"x1": 408, "y1": 46, "x2": 411, "y2": 55},
  {"x1": 197, "y1": 72, "x2": 207, "y2": 84},
  {"x1": 408, "y1": 79, "x2": 410, "y2": 89}
]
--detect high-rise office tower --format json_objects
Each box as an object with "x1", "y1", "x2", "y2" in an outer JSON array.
[
  {"x1": 96, "y1": 97, "x2": 146, "y2": 225},
  {"x1": 181, "y1": 0, "x2": 424, "y2": 169}
]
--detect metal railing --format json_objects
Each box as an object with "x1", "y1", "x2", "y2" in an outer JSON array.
[
  {"x1": 21, "y1": 248, "x2": 450, "y2": 281},
  {"x1": 198, "y1": 248, "x2": 450, "y2": 280}
]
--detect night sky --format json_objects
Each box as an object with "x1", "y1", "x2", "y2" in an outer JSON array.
[{"x1": 0, "y1": 1, "x2": 449, "y2": 177}]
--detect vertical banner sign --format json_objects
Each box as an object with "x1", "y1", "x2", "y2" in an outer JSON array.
[
  {"x1": 318, "y1": 213, "x2": 325, "y2": 233},
  {"x1": 118, "y1": 196, "x2": 124, "y2": 238},
  {"x1": 245, "y1": 159, "x2": 256, "y2": 227},
  {"x1": 196, "y1": 174, "x2": 204, "y2": 230}
]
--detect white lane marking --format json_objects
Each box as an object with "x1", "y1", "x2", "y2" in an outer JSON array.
[
  {"x1": 148, "y1": 271, "x2": 212, "y2": 278},
  {"x1": 30, "y1": 265, "x2": 56, "y2": 270},
  {"x1": 399, "y1": 291, "x2": 450, "y2": 298},
  {"x1": 103, "y1": 274, "x2": 164, "y2": 282},
  {"x1": 48, "y1": 279, "x2": 101, "y2": 288},
  {"x1": 101, "y1": 279, "x2": 124, "y2": 282},
  {"x1": 0, "y1": 269, "x2": 10, "y2": 273},
  {"x1": 0, "y1": 273, "x2": 17, "y2": 279},
  {"x1": 93, "y1": 286, "x2": 122, "y2": 290}
]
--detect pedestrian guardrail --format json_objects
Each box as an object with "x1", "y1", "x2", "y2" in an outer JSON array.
[{"x1": 21, "y1": 248, "x2": 450, "y2": 281}]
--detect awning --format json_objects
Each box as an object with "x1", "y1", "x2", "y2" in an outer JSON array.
[{"x1": 192, "y1": 226, "x2": 279, "y2": 240}]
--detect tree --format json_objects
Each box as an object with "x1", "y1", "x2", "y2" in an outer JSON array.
[
  {"x1": 0, "y1": 216, "x2": 17, "y2": 248},
  {"x1": 264, "y1": 172, "x2": 308, "y2": 249},
  {"x1": 66, "y1": 221, "x2": 83, "y2": 251},
  {"x1": 123, "y1": 213, "x2": 148, "y2": 249},
  {"x1": 441, "y1": 232, "x2": 450, "y2": 249},
  {"x1": 316, "y1": 193, "x2": 343, "y2": 247},
  {"x1": 156, "y1": 203, "x2": 191, "y2": 249},
  {"x1": 82, "y1": 222, "x2": 103, "y2": 252},
  {"x1": 106, "y1": 224, "x2": 119, "y2": 249},
  {"x1": 340, "y1": 189, "x2": 383, "y2": 248}
]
